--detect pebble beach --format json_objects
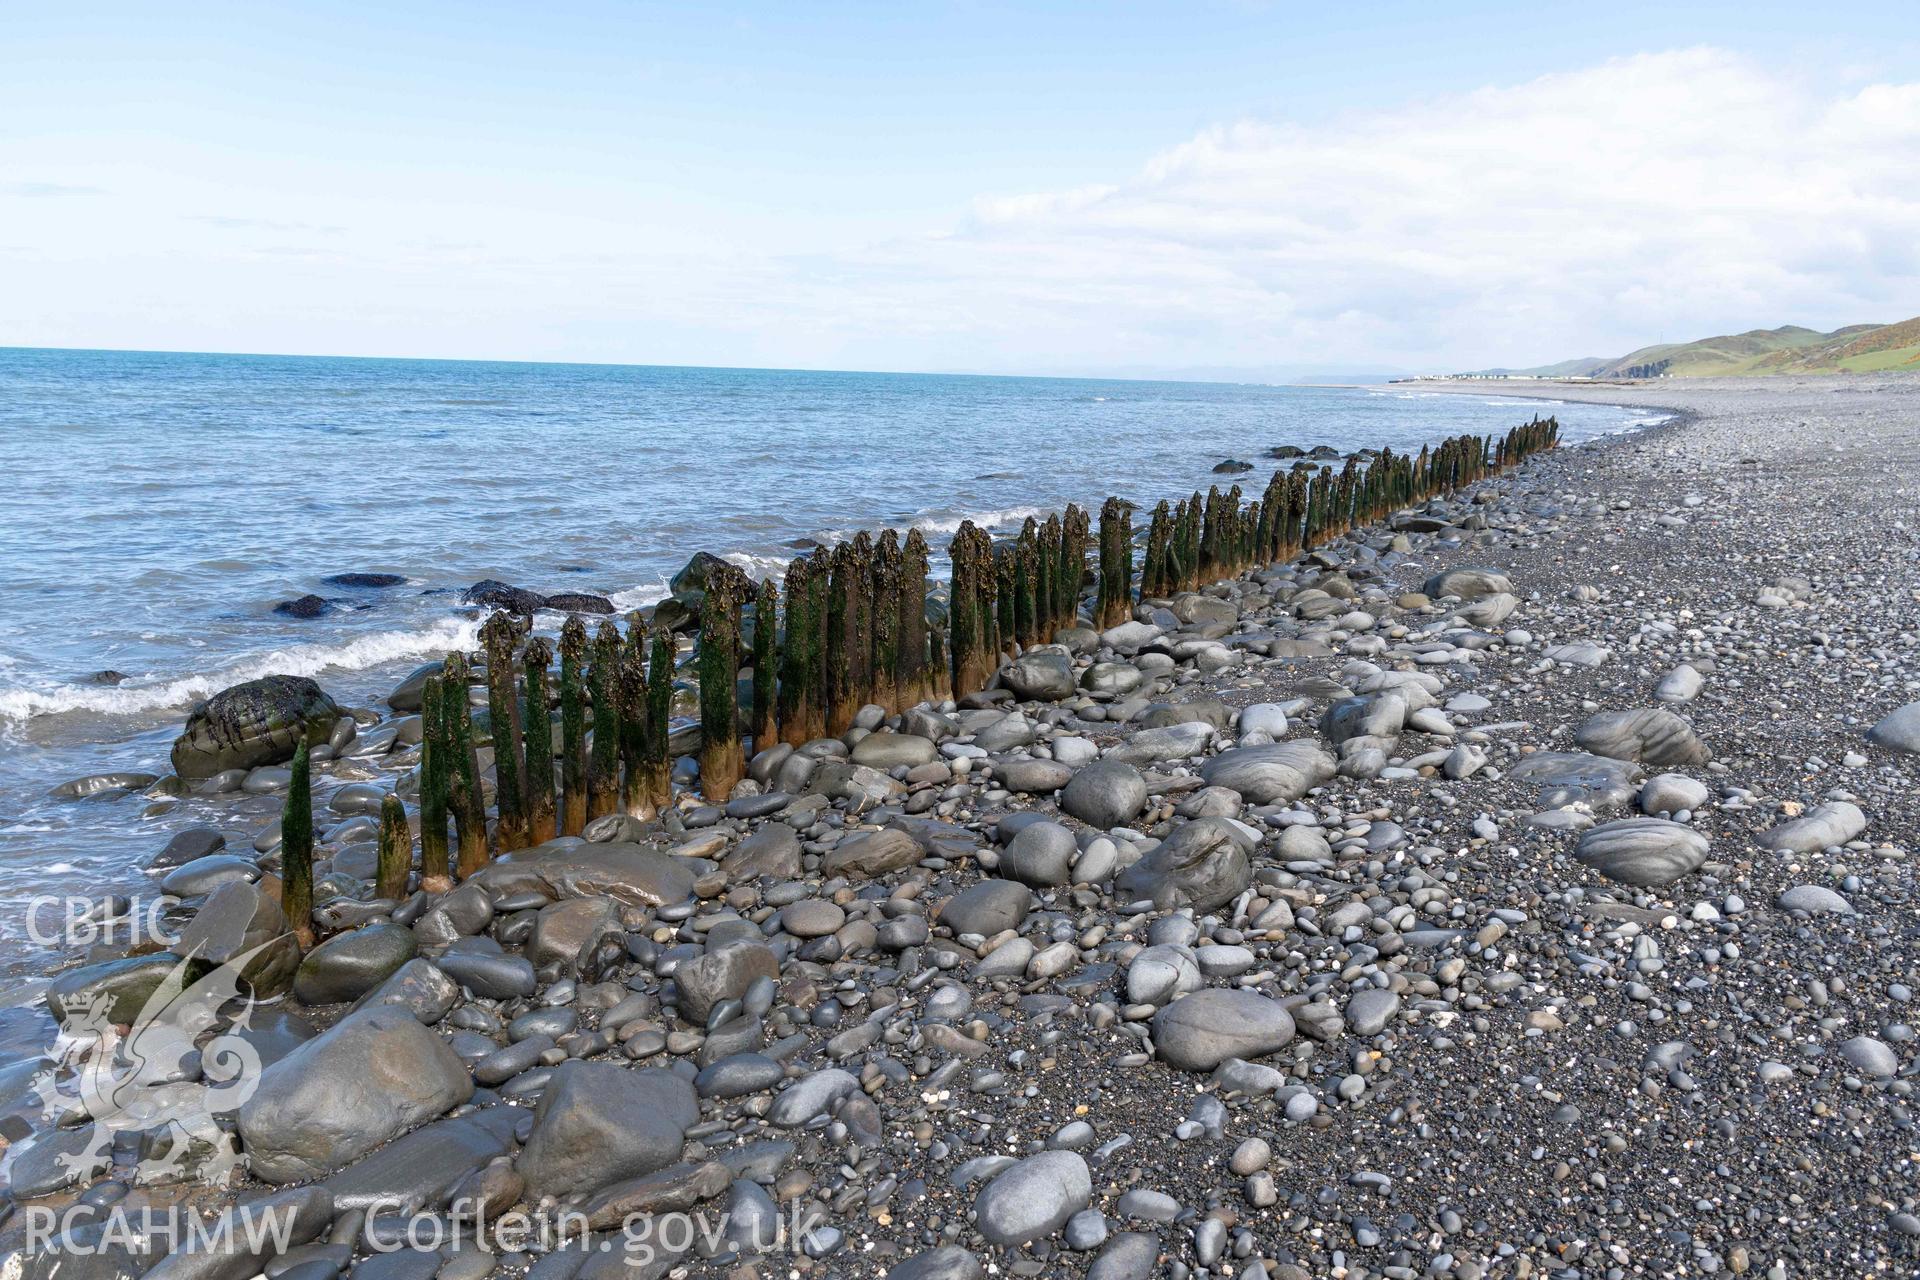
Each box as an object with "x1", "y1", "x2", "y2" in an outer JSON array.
[{"x1": 7, "y1": 372, "x2": 1920, "y2": 1280}]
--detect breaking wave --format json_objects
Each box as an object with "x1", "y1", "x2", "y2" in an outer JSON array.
[{"x1": 0, "y1": 617, "x2": 483, "y2": 724}]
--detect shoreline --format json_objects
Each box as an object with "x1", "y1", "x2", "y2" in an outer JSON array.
[{"x1": 6, "y1": 376, "x2": 1919, "y2": 1276}]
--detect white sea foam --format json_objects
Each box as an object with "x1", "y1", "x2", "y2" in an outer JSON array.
[
  {"x1": 607, "y1": 582, "x2": 671, "y2": 611},
  {"x1": 904, "y1": 505, "x2": 1053, "y2": 537},
  {"x1": 0, "y1": 616, "x2": 484, "y2": 724},
  {"x1": 721, "y1": 550, "x2": 795, "y2": 580}
]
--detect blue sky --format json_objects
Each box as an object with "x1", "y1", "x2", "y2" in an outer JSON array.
[{"x1": 4, "y1": 2, "x2": 1917, "y2": 375}]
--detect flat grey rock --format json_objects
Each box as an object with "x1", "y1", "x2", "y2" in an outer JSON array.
[
  {"x1": 1574, "y1": 818, "x2": 1710, "y2": 888},
  {"x1": 1152, "y1": 989, "x2": 1296, "y2": 1070}
]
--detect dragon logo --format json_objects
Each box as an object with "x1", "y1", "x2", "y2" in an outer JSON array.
[{"x1": 28, "y1": 945, "x2": 269, "y2": 1187}]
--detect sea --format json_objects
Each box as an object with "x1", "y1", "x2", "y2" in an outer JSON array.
[{"x1": 0, "y1": 347, "x2": 1664, "y2": 1000}]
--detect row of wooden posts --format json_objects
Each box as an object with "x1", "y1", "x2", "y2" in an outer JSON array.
[{"x1": 279, "y1": 417, "x2": 1560, "y2": 919}]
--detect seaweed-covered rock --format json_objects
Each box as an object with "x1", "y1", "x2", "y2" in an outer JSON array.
[{"x1": 171, "y1": 676, "x2": 341, "y2": 780}]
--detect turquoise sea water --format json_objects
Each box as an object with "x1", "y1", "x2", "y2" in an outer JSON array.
[{"x1": 0, "y1": 347, "x2": 1661, "y2": 983}]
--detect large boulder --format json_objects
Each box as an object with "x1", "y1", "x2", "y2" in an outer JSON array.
[
  {"x1": 1060, "y1": 760, "x2": 1148, "y2": 829},
  {"x1": 238, "y1": 1006, "x2": 473, "y2": 1183},
  {"x1": 171, "y1": 676, "x2": 341, "y2": 780},
  {"x1": 1151, "y1": 989, "x2": 1296, "y2": 1070},
  {"x1": 973, "y1": 1152, "x2": 1091, "y2": 1246},
  {"x1": 293, "y1": 922, "x2": 418, "y2": 1005},
  {"x1": 1508, "y1": 751, "x2": 1642, "y2": 810},
  {"x1": 1115, "y1": 818, "x2": 1253, "y2": 912},
  {"x1": 515, "y1": 1061, "x2": 697, "y2": 1202},
  {"x1": 1757, "y1": 802, "x2": 1867, "y2": 854},
  {"x1": 937, "y1": 880, "x2": 1034, "y2": 937},
  {"x1": 1574, "y1": 708, "x2": 1709, "y2": 767},
  {"x1": 172, "y1": 880, "x2": 301, "y2": 999},
  {"x1": 1200, "y1": 741, "x2": 1336, "y2": 804},
  {"x1": 48, "y1": 953, "x2": 210, "y2": 1028},
  {"x1": 998, "y1": 821, "x2": 1077, "y2": 888},
  {"x1": 674, "y1": 941, "x2": 780, "y2": 1023},
  {"x1": 822, "y1": 826, "x2": 923, "y2": 879},
  {"x1": 1574, "y1": 818, "x2": 1710, "y2": 888},
  {"x1": 1867, "y1": 702, "x2": 1920, "y2": 754},
  {"x1": 1423, "y1": 567, "x2": 1512, "y2": 600},
  {"x1": 1001, "y1": 649, "x2": 1077, "y2": 702}
]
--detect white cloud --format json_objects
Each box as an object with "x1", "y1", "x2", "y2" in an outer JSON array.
[
  {"x1": 4, "y1": 47, "x2": 1913, "y2": 373},
  {"x1": 799, "y1": 48, "x2": 1920, "y2": 371}
]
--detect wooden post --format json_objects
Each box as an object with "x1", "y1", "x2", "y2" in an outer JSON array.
[{"x1": 281, "y1": 741, "x2": 314, "y2": 948}]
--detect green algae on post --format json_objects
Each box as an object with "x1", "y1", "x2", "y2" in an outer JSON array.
[
  {"x1": 441, "y1": 652, "x2": 490, "y2": 879},
  {"x1": 1097, "y1": 497, "x2": 1132, "y2": 628},
  {"x1": 418, "y1": 673, "x2": 452, "y2": 893},
  {"x1": 616, "y1": 629, "x2": 653, "y2": 819},
  {"x1": 522, "y1": 634, "x2": 557, "y2": 845},
  {"x1": 375, "y1": 791, "x2": 410, "y2": 902},
  {"x1": 479, "y1": 612, "x2": 528, "y2": 852},
  {"x1": 280, "y1": 740, "x2": 315, "y2": 948},
  {"x1": 778, "y1": 555, "x2": 816, "y2": 747},
  {"x1": 870, "y1": 531, "x2": 901, "y2": 713},
  {"x1": 698, "y1": 565, "x2": 744, "y2": 799},
  {"x1": 751, "y1": 576, "x2": 778, "y2": 755},
  {"x1": 588, "y1": 621, "x2": 622, "y2": 822},
  {"x1": 557, "y1": 617, "x2": 588, "y2": 836},
  {"x1": 899, "y1": 529, "x2": 932, "y2": 707},
  {"x1": 643, "y1": 625, "x2": 675, "y2": 813}
]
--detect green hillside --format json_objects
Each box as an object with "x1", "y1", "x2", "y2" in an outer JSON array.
[{"x1": 1485, "y1": 317, "x2": 1920, "y2": 379}]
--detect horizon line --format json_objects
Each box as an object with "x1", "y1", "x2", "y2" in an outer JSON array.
[{"x1": 0, "y1": 343, "x2": 1419, "y2": 388}]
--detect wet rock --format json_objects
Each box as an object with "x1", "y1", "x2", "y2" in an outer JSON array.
[
  {"x1": 462, "y1": 579, "x2": 547, "y2": 613},
  {"x1": 274, "y1": 594, "x2": 332, "y2": 619},
  {"x1": 150, "y1": 827, "x2": 228, "y2": 868},
  {"x1": 50, "y1": 771, "x2": 161, "y2": 799},
  {"x1": 294, "y1": 922, "x2": 418, "y2": 1005},
  {"x1": 822, "y1": 826, "x2": 923, "y2": 878},
  {"x1": 238, "y1": 1006, "x2": 473, "y2": 1182},
  {"x1": 516, "y1": 1061, "x2": 698, "y2": 1201},
  {"x1": 1508, "y1": 751, "x2": 1642, "y2": 809},
  {"x1": 173, "y1": 879, "x2": 301, "y2": 998},
  {"x1": 544, "y1": 592, "x2": 615, "y2": 614},
  {"x1": 48, "y1": 952, "x2": 209, "y2": 1027},
  {"x1": 1574, "y1": 818, "x2": 1710, "y2": 888},
  {"x1": 467, "y1": 842, "x2": 694, "y2": 908},
  {"x1": 676, "y1": 942, "x2": 781, "y2": 1022},
  {"x1": 171, "y1": 675, "x2": 342, "y2": 780}
]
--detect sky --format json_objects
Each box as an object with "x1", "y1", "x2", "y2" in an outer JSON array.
[{"x1": 3, "y1": 1, "x2": 1918, "y2": 378}]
